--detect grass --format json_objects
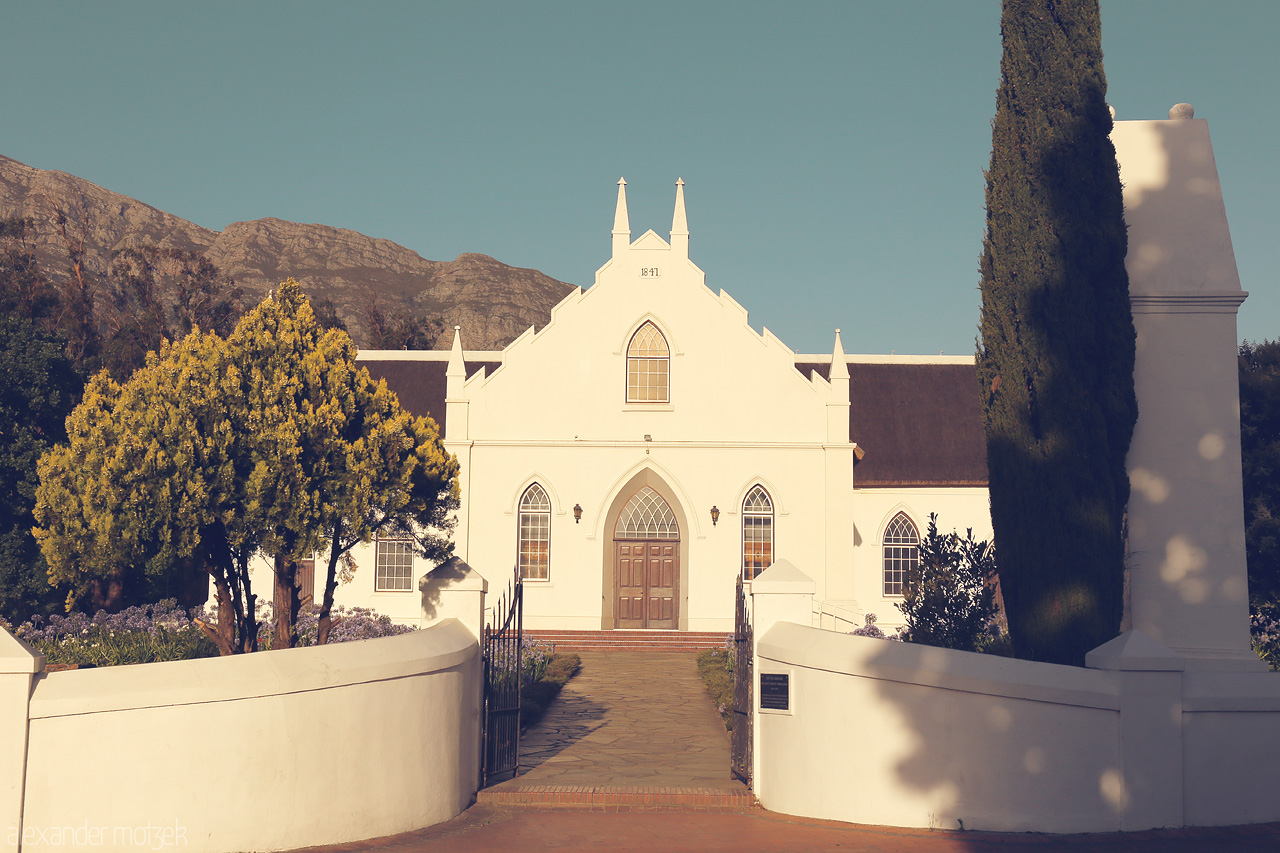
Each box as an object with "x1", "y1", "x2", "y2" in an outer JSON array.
[
  {"x1": 521, "y1": 652, "x2": 581, "y2": 730},
  {"x1": 697, "y1": 647, "x2": 735, "y2": 730}
]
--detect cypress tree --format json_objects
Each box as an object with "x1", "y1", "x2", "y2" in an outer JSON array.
[{"x1": 976, "y1": 0, "x2": 1137, "y2": 665}]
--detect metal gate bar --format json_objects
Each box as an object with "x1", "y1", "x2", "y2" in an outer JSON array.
[
  {"x1": 481, "y1": 564, "x2": 523, "y2": 787},
  {"x1": 730, "y1": 575, "x2": 753, "y2": 786}
]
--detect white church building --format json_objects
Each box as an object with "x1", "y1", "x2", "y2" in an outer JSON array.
[{"x1": 339, "y1": 178, "x2": 992, "y2": 635}]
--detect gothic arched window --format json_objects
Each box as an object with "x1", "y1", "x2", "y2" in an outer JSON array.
[
  {"x1": 614, "y1": 487, "x2": 679, "y2": 539},
  {"x1": 626, "y1": 322, "x2": 670, "y2": 402},
  {"x1": 742, "y1": 485, "x2": 774, "y2": 580},
  {"x1": 882, "y1": 512, "x2": 919, "y2": 596},
  {"x1": 518, "y1": 484, "x2": 551, "y2": 580}
]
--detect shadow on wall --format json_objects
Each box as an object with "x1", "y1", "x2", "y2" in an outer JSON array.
[
  {"x1": 419, "y1": 555, "x2": 492, "y2": 634},
  {"x1": 794, "y1": 116, "x2": 1254, "y2": 841},
  {"x1": 1117, "y1": 115, "x2": 1252, "y2": 650},
  {"x1": 758, "y1": 624, "x2": 1124, "y2": 838},
  {"x1": 867, "y1": 638, "x2": 1120, "y2": 835},
  {"x1": 420, "y1": 555, "x2": 468, "y2": 621}
]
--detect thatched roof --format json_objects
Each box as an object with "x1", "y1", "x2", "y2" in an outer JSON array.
[
  {"x1": 366, "y1": 355, "x2": 988, "y2": 488},
  {"x1": 360, "y1": 359, "x2": 498, "y2": 431},
  {"x1": 796, "y1": 361, "x2": 988, "y2": 486}
]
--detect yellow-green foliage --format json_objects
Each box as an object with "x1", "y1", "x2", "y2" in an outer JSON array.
[{"x1": 34, "y1": 280, "x2": 459, "y2": 653}]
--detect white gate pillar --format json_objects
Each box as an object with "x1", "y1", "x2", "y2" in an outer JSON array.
[
  {"x1": 749, "y1": 560, "x2": 816, "y2": 800},
  {"x1": 1112, "y1": 110, "x2": 1260, "y2": 670},
  {"x1": 0, "y1": 630, "x2": 42, "y2": 853},
  {"x1": 419, "y1": 556, "x2": 488, "y2": 642}
]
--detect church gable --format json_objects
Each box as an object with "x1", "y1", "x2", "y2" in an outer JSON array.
[{"x1": 457, "y1": 179, "x2": 841, "y2": 444}]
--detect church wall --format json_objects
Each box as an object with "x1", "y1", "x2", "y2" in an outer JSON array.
[
  {"x1": 462, "y1": 278, "x2": 833, "y2": 447},
  {"x1": 457, "y1": 441, "x2": 836, "y2": 632},
  {"x1": 849, "y1": 487, "x2": 993, "y2": 633}
]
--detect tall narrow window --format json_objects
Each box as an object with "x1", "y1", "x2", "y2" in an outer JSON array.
[
  {"x1": 742, "y1": 485, "x2": 774, "y2": 580},
  {"x1": 518, "y1": 484, "x2": 552, "y2": 580},
  {"x1": 626, "y1": 321, "x2": 670, "y2": 402},
  {"x1": 375, "y1": 528, "x2": 414, "y2": 592},
  {"x1": 882, "y1": 513, "x2": 919, "y2": 596}
]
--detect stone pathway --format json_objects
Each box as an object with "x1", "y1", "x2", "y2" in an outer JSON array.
[
  {"x1": 478, "y1": 649, "x2": 749, "y2": 807},
  {"x1": 297, "y1": 648, "x2": 1280, "y2": 852}
]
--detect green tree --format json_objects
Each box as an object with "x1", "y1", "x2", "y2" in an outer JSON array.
[
  {"x1": 361, "y1": 295, "x2": 444, "y2": 350},
  {"x1": 0, "y1": 313, "x2": 80, "y2": 623},
  {"x1": 976, "y1": 0, "x2": 1136, "y2": 665},
  {"x1": 102, "y1": 246, "x2": 245, "y2": 379},
  {"x1": 35, "y1": 332, "x2": 249, "y2": 640},
  {"x1": 1241, "y1": 340, "x2": 1280, "y2": 610},
  {"x1": 34, "y1": 280, "x2": 458, "y2": 653},
  {"x1": 0, "y1": 217, "x2": 62, "y2": 326},
  {"x1": 897, "y1": 514, "x2": 999, "y2": 652}
]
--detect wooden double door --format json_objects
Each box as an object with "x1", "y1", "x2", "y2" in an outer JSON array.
[{"x1": 615, "y1": 540, "x2": 678, "y2": 629}]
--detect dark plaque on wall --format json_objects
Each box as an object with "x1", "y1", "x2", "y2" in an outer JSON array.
[{"x1": 759, "y1": 673, "x2": 790, "y2": 711}]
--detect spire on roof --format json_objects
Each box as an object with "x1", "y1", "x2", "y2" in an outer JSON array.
[
  {"x1": 446, "y1": 325, "x2": 465, "y2": 390},
  {"x1": 612, "y1": 177, "x2": 630, "y2": 258},
  {"x1": 670, "y1": 177, "x2": 689, "y2": 258},
  {"x1": 829, "y1": 328, "x2": 849, "y2": 381}
]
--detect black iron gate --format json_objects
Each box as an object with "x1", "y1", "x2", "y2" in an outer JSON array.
[
  {"x1": 730, "y1": 575, "x2": 753, "y2": 786},
  {"x1": 481, "y1": 565, "x2": 524, "y2": 787}
]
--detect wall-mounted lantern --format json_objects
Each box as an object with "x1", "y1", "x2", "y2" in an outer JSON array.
[
  {"x1": 573, "y1": 503, "x2": 583, "y2": 524},
  {"x1": 710, "y1": 505, "x2": 720, "y2": 526}
]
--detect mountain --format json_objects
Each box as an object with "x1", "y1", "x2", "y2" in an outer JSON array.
[{"x1": 0, "y1": 154, "x2": 575, "y2": 350}]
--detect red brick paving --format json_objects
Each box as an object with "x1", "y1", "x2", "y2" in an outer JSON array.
[{"x1": 301, "y1": 804, "x2": 1280, "y2": 852}]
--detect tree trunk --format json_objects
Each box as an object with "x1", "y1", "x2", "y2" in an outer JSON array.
[
  {"x1": 273, "y1": 554, "x2": 301, "y2": 649},
  {"x1": 317, "y1": 527, "x2": 343, "y2": 646}
]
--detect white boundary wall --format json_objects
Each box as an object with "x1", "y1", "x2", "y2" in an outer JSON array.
[
  {"x1": 752, "y1": 570, "x2": 1280, "y2": 833},
  {"x1": 3, "y1": 619, "x2": 480, "y2": 853}
]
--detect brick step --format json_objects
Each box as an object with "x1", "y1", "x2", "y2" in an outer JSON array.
[
  {"x1": 476, "y1": 784, "x2": 755, "y2": 811},
  {"x1": 524, "y1": 630, "x2": 730, "y2": 652}
]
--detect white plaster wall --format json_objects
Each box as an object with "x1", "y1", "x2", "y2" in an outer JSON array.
[
  {"x1": 21, "y1": 620, "x2": 480, "y2": 853},
  {"x1": 1181, "y1": 672, "x2": 1280, "y2": 826},
  {"x1": 463, "y1": 243, "x2": 834, "y2": 446},
  {"x1": 849, "y1": 487, "x2": 993, "y2": 634},
  {"x1": 755, "y1": 622, "x2": 1125, "y2": 833},
  {"x1": 237, "y1": 543, "x2": 428, "y2": 627},
  {"x1": 462, "y1": 443, "x2": 833, "y2": 631}
]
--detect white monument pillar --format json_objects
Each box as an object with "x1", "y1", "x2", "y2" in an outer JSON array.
[{"x1": 1112, "y1": 107, "x2": 1260, "y2": 669}]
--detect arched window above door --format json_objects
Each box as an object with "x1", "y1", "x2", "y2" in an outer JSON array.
[
  {"x1": 626, "y1": 321, "x2": 670, "y2": 403},
  {"x1": 614, "y1": 486, "x2": 679, "y2": 539}
]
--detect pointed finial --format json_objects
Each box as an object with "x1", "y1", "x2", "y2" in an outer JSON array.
[
  {"x1": 447, "y1": 325, "x2": 466, "y2": 381},
  {"x1": 612, "y1": 177, "x2": 631, "y2": 257},
  {"x1": 670, "y1": 177, "x2": 689, "y2": 258},
  {"x1": 830, "y1": 328, "x2": 849, "y2": 381}
]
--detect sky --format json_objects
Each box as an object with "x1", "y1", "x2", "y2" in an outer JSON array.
[{"x1": 1, "y1": 1, "x2": 1275, "y2": 356}]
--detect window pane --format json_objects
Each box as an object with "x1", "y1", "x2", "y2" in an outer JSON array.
[
  {"x1": 518, "y1": 484, "x2": 552, "y2": 580},
  {"x1": 626, "y1": 323, "x2": 670, "y2": 402},
  {"x1": 614, "y1": 487, "x2": 679, "y2": 539},
  {"x1": 882, "y1": 513, "x2": 919, "y2": 596},
  {"x1": 376, "y1": 538, "x2": 414, "y2": 592}
]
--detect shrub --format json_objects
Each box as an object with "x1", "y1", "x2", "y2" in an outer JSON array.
[
  {"x1": 521, "y1": 652, "x2": 580, "y2": 728},
  {"x1": 1252, "y1": 604, "x2": 1280, "y2": 670},
  {"x1": 897, "y1": 514, "x2": 1000, "y2": 652},
  {"x1": 254, "y1": 602, "x2": 414, "y2": 649},
  {"x1": 13, "y1": 599, "x2": 416, "y2": 666},
  {"x1": 15, "y1": 599, "x2": 219, "y2": 666},
  {"x1": 849, "y1": 612, "x2": 901, "y2": 640},
  {"x1": 696, "y1": 647, "x2": 735, "y2": 730}
]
